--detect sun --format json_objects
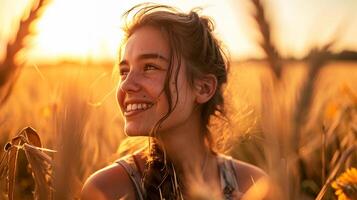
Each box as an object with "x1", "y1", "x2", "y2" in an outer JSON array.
[
  {"x1": 28, "y1": 0, "x2": 127, "y2": 61},
  {"x1": 26, "y1": 0, "x2": 253, "y2": 62}
]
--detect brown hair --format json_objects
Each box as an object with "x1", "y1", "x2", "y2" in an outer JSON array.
[{"x1": 120, "y1": 3, "x2": 229, "y2": 199}]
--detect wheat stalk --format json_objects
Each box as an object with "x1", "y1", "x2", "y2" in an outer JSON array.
[
  {"x1": 292, "y1": 43, "x2": 333, "y2": 153},
  {"x1": 0, "y1": 0, "x2": 51, "y2": 108},
  {"x1": 52, "y1": 81, "x2": 92, "y2": 200},
  {"x1": 249, "y1": 0, "x2": 339, "y2": 199},
  {"x1": 250, "y1": 0, "x2": 282, "y2": 79}
]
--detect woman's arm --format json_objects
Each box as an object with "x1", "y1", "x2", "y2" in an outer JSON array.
[
  {"x1": 233, "y1": 160, "x2": 267, "y2": 193},
  {"x1": 80, "y1": 163, "x2": 136, "y2": 200},
  {"x1": 81, "y1": 179, "x2": 108, "y2": 200}
]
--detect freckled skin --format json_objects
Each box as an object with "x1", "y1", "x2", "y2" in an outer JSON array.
[{"x1": 117, "y1": 26, "x2": 197, "y2": 137}]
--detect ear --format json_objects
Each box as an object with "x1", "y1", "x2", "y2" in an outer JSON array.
[{"x1": 193, "y1": 74, "x2": 217, "y2": 104}]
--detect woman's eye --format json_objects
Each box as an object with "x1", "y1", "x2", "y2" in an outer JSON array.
[
  {"x1": 119, "y1": 69, "x2": 129, "y2": 76},
  {"x1": 144, "y1": 64, "x2": 158, "y2": 71}
]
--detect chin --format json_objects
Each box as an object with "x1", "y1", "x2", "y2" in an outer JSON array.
[
  {"x1": 124, "y1": 126, "x2": 150, "y2": 137},
  {"x1": 125, "y1": 131, "x2": 149, "y2": 137}
]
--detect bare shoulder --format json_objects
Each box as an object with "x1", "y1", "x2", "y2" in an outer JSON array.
[
  {"x1": 231, "y1": 159, "x2": 267, "y2": 193},
  {"x1": 80, "y1": 162, "x2": 136, "y2": 200}
]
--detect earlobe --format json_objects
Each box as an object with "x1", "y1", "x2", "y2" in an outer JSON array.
[{"x1": 194, "y1": 74, "x2": 217, "y2": 104}]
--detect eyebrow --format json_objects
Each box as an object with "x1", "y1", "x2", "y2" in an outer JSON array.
[{"x1": 119, "y1": 53, "x2": 169, "y2": 66}]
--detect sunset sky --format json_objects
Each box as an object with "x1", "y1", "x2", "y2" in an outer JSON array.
[{"x1": 0, "y1": 0, "x2": 356, "y2": 62}]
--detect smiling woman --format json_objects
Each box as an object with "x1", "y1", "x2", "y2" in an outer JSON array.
[{"x1": 81, "y1": 3, "x2": 266, "y2": 200}]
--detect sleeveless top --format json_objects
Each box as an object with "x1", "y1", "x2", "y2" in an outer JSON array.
[{"x1": 115, "y1": 153, "x2": 243, "y2": 200}]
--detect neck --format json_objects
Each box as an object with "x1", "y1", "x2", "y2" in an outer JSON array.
[
  {"x1": 156, "y1": 110, "x2": 210, "y2": 176},
  {"x1": 151, "y1": 110, "x2": 222, "y2": 198}
]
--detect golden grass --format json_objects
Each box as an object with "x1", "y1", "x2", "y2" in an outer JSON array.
[
  {"x1": 0, "y1": 63, "x2": 125, "y2": 199},
  {"x1": 246, "y1": 0, "x2": 357, "y2": 198}
]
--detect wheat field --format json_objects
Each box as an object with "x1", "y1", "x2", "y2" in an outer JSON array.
[
  {"x1": 1, "y1": 60, "x2": 356, "y2": 199},
  {"x1": 1, "y1": 0, "x2": 357, "y2": 199}
]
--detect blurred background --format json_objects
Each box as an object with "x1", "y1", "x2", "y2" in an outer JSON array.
[
  {"x1": 0, "y1": 0, "x2": 356, "y2": 199},
  {"x1": 1, "y1": 0, "x2": 357, "y2": 61}
]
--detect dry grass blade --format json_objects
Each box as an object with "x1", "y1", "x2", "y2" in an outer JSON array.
[
  {"x1": 259, "y1": 75, "x2": 292, "y2": 199},
  {"x1": 7, "y1": 137, "x2": 22, "y2": 200},
  {"x1": 0, "y1": 154, "x2": 8, "y2": 198},
  {"x1": 0, "y1": 127, "x2": 55, "y2": 199},
  {"x1": 23, "y1": 127, "x2": 42, "y2": 147},
  {"x1": 0, "y1": 143, "x2": 12, "y2": 195},
  {"x1": 23, "y1": 143, "x2": 53, "y2": 200},
  {"x1": 52, "y1": 83, "x2": 92, "y2": 200},
  {"x1": 299, "y1": 104, "x2": 345, "y2": 159},
  {"x1": 250, "y1": 0, "x2": 282, "y2": 79},
  {"x1": 315, "y1": 144, "x2": 356, "y2": 200},
  {"x1": 0, "y1": 0, "x2": 51, "y2": 108},
  {"x1": 292, "y1": 44, "x2": 333, "y2": 155},
  {"x1": 0, "y1": 151, "x2": 9, "y2": 180},
  {"x1": 321, "y1": 125, "x2": 327, "y2": 185}
]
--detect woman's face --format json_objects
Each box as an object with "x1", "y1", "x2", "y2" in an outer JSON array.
[{"x1": 117, "y1": 26, "x2": 197, "y2": 136}]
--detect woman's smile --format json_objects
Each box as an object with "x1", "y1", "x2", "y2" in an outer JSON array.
[{"x1": 124, "y1": 102, "x2": 154, "y2": 117}]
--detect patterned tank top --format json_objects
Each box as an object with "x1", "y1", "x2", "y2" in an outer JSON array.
[{"x1": 116, "y1": 153, "x2": 243, "y2": 200}]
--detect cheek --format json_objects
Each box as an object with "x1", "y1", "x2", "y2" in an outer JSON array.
[
  {"x1": 171, "y1": 75, "x2": 193, "y2": 103},
  {"x1": 116, "y1": 87, "x2": 125, "y2": 112},
  {"x1": 145, "y1": 77, "x2": 166, "y2": 97}
]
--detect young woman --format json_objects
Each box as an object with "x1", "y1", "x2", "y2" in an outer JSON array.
[{"x1": 81, "y1": 3, "x2": 266, "y2": 200}]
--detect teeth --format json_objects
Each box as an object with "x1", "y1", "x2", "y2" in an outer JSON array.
[{"x1": 125, "y1": 103, "x2": 153, "y2": 112}]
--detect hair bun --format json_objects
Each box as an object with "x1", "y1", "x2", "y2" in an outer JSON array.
[
  {"x1": 189, "y1": 10, "x2": 214, "y2": 32},
  {"x1": 200, "y1": 17, "x2": 214, "y2": 32}
]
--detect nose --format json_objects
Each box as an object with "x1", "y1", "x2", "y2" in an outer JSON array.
[{"x1": 119, "y1": 71, "x2": 141, "y2": 93}]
